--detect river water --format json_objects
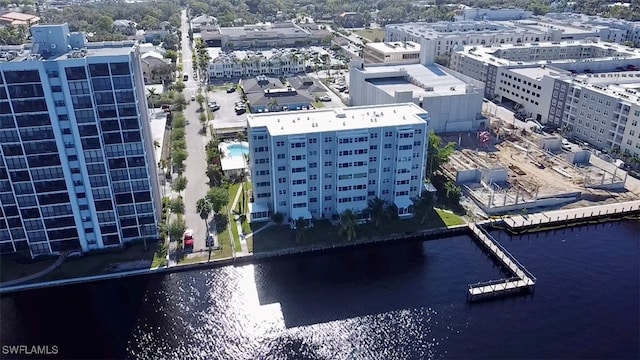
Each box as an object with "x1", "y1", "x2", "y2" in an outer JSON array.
[{"x1": 1, "y1": 220, "x2": 638, "y2": 359}]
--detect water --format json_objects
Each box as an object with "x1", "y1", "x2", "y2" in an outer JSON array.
[
  {"x1": 227, "y1": 143, "x2": 249, "y2": 158},
  {"x1": 1, "y1": 221, "x2": 638, "y2": 359}
]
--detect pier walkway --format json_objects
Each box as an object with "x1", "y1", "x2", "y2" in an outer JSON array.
[
  {"x1": 503, "y1": 200, "x2": 640, "y2": 230},
  {"x1": 467, "y1": 223, "x2": 536, "y2": 301}
]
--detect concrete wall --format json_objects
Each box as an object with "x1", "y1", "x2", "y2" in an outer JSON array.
[
  {"x1": 456, "y1": 168, "x2": 480, "y2": 183},
  {"x1": 481, "y1": 167, "x2": 508, "y2": 184},
  {"x1": 566, "y1": 150, "x2": 591, "y2": 165},
  {"x1": 538, "y1": 136, "x2": 562, "y2": 152}
]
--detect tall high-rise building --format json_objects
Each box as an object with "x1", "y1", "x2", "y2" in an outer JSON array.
[
  {"x1": 247, "y1": 104, "x2": 430, "y2": 224},
  {"x1": 0, "y1": 24, "x2": 161, "y2": 258}
]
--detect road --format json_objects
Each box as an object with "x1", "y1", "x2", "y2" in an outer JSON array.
[{"x1": 180, "y1": 9, "x2": 212, "y2": 252}]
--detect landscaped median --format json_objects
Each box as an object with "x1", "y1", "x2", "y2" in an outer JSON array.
[{"x1": 251, "y1": 207, "x2": 466, "y2": 255}]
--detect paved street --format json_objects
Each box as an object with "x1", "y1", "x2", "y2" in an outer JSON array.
[{"x1": 180, "y1": 9, "x2": 213, "y2": 252}]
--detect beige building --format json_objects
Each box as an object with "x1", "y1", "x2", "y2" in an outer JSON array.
[{"x1": 363, "y1": 41, "x2": 421, "y2": 64}]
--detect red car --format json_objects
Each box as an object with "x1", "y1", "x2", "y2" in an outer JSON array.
[{"x1": 183, "y1": 229, "x2": 194, "y2": 247}]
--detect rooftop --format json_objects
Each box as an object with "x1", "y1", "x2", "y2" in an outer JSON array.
[
  {"x1": 457, "y1": 40, "x2": 640, "y2": 66},
  {"x1": 356, "y1": 63, "x2": 476, "y2": 97},
  {"x1": 366, "y1": 41, "x2": 421, "y2": 54},
  {"x1": 247, "y1": 103, "x2": 429, "y2": 136},
  {"x1": 510, "y1": 66, "x2": 564, "y2": 80},
  {"x1": 509, "y1": 19, "x2": 598, "y2": 35},
  {"x1": 387, "y1": 20, "x2": 537, "y2": 39}
]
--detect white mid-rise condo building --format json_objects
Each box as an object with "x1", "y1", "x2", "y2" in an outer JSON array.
[{"x1": 247, "y1": 104, "x2": 430, "y2": 224}]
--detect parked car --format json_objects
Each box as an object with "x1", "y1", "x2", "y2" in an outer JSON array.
[
  {"x1": 235, "y1": 107, "x2": 246, "y2": 115},
  {"x1": 206, "y1": 233, "x2": 217, "y2": 248},
  {"x1": 191, "y1": 95, "x2": 196, "y2": 101},
  {"x1": 226, "y1": 87, "x2": 236, "y2": 93},
  {"x1": 210, "y1": 104, "x2": 220, "y2": 111},
  {"x1": 319, "y1": 95, "x2": 331, "y2": 102},
  {"x1": 183, "y1": 229, "x2": 194, "y2": 248}
]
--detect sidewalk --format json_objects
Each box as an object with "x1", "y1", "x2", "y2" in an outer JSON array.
[
  {"x1": 0, "y1": 252, "x2": 67, "y2": 288},
  {"x1": 230, "y1": 184, "x2": 249, "y2": 254}
]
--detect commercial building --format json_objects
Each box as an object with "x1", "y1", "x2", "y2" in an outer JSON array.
[
  {"x1": 0, "y1": 11, "x2": 40, "y2": 27},
  {"x1": 349, "y1": 59, "x2": 485, "y2": 132},
  {"x1": 200, "y1": 22, "x2": 330, "y2": 49},
  {"x1": 0, "y1": 24, "x2": 161, "y2": 258},
  {"x1": 247, "y1": 103, "x2": 430, "y2": 224},
  {"x1": 241, "y1": 75, "x2": 319, "y2": 113},
  {"x1": 449, "y1": 40, "x2": 640, "y2": 124},
  {"x1": 363, "y1": 41, "x2": 421, "y2": 64}
]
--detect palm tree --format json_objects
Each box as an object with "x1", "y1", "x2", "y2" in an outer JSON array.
[
  {"x1": 147, "y1": 88, "x2": 158, "y2": 109},
  {"x1": 412, "y1": 191, "x2": 433, "y2": 225},
  {"x1": 268, "y1": 98, "x2": 279, "y2": 112},
  {"x1": 295, "y1": 217, "x2": 306, "y2": 242},
  {"x1": 236, "y1": 131, "x2": 247, "y2": 142},
  {"x1": 196, "y1": 198, "x2": 212, "y2": 236},
  {"x1": 339, "y1": 209, "x2": 358, "y2": 242},
  {"x1": 367, "y1": 197, "x2": 386, "y2": 228}
]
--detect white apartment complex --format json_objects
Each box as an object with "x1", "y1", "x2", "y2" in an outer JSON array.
[
  {"x1": 385, "y1": 16, "x2": 638, "y2": 59},
  {"x1": 207, "y1": 49, "x2": 306, "y2": 80},
  {"x1": 385, "y1": 21, "x2": 553, "y2": 58},
  {"x1": 349, "y1": 60, "x2": 485, "y2": 132},
  {"x1": 559, "y1": 74, "x2": 640, "y2": 157},
  {"x1": 0, "y1": 24, "x2": 161, "y2": 258},
  {"x1": 450, "y1": 40, "x2": 640, "y2": 124},
  {"x1": 363, "y1": 41, "x2": 421, "y2": 64},
  {"x1": 247, "y1": 104, "x2": 430, "y2": 224}
]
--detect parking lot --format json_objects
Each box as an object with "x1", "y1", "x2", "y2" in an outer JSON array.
[{"x1": 207, "y1": 88, "x2": 248, "y2": 131}]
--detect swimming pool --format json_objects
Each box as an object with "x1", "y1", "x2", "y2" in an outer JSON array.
[{"x1": 226, "y1": 143, "x2": 249, "y2": 158}]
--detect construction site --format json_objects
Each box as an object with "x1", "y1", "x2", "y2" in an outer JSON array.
[{"x1": 440, "y1": 124, "x2": 638, "y2": 216}]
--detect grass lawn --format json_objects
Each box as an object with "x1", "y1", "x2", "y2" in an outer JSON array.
[
  {"x1": 0, "y1": 257, "x2": 56, "y2": 283},
  {"x1": 312, "y1": 101, "x2": 324, "y2": 109},
  {"x1": 35, "y1": 242, "x2": 156, "y2": 282},
  {"x1": 252, "y1": 207, "x2": 465, "y2": 254},
  {"x1": 354, "y1": 29, "x2": 386, "y2": 42}
]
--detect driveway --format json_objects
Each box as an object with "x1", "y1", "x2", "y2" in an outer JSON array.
[{"x1": 208, "y1": 89, "x2": 247, "y2": 131}]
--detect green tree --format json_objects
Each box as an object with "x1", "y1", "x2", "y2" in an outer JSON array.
[
  {"x1": 295, "y1": 217, "x2": 307, "y2": 242},
  {"x1": 171, "y1": 175, "x2": 188, "y2": 194},
  {"x1": 168, "y1": 196, "x2": 185, "y2": 214},
  {"x1": 206, "y1": 164, "x2": 223, "y2": 186},
  {"x1": 426, "y1": 130, "x2": 456, "y2": 179},
  {"x1": 168, "y1": 218, "x2": 186, "y2": 243},
  {"x1": 412, "y1": 191, "x2": 433, "y2": 225},
  {"x1": 206, "y1": 187, "x2": 229, "y2": 213},
  {"x1": 96, "y1": 15, "x2": 114, "y2": 32},
  {"x1": 366, "y1": 197, "x2": 386, "y2": 228},
  {"x1": 199, "y1": 112, "x2": 207, "y2": 131},
  {"x1": 172, "y1": 149, "x2": 187, "y2": 174},
  {"x1": 339, "y1": 210, "x2": 358, "y2": 241},
  {"x1": 196, "y1": 198, "x2": 212, "y2": 233},
  {"x1": 196, "y1": 93, "x2": 206, "y2": 109},
  {"x1": 444, "y1": 180, "x2": 462, "y2": 203}
]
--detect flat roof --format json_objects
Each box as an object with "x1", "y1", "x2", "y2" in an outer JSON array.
[
  {"x1": 247, "y1": 103, "x2": 428, "y2": 136},
  {"x1": 510, "y1": 66, "x2": 561, "y2": 80},
  {"x1": 366, "y1": 41, "x2": 420, "y2": 54},
  {"x1": 510, "y1": 20, "x2": 596, "y2": 35},
  {"x1": 386, "y1": 21, "x2": 538, "y2": 39},
  {"x1": 358, "y1": 63, "x2": 472, "y2": 97},
  {"x1": 457, "y1": 40, "x2": 640, "y2": 66}
]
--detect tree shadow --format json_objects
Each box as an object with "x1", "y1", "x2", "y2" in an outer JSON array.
[{"x1": 214, "y1": 213, "x2": 229, "y2": 233}]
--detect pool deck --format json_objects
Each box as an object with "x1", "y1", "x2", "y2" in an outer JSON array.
[{"x1": 219, "y1": 141, "x2": 249, "y2": 173}]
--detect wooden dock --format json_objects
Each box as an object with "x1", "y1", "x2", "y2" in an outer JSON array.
[
  {"x1": 503, "y1": 200, "x2": 640, "y2": 230},
  {"x1": 467, "y1": 223, "x2": 536, "y2": 301}
]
